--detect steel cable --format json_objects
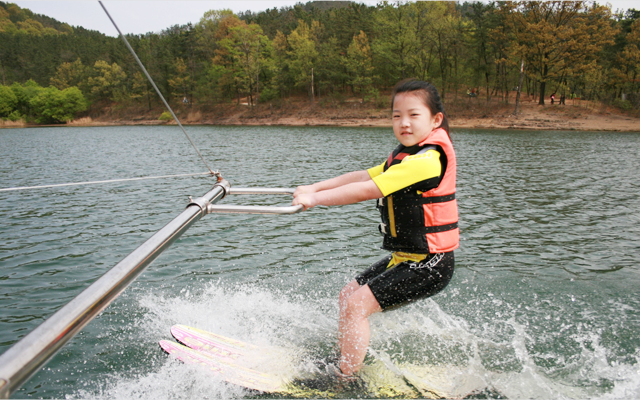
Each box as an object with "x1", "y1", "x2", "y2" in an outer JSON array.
[
  {"x1": 98, "y1": 1, "x2": 218, "y2": 178},
  {"x1": 0, "y1": 172, "x2": 213, "y2": 192}
]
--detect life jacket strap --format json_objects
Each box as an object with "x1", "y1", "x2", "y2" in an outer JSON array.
[
  {"x1": 421, "y1": 222, "x2": 458, "y2": 234},
  {"x1": 423, "y1": 193, "x2": 455, "y2": 203},
  {"x1": 380, "y1": 221, "x2": 457, "y2": 235},
  {"x1": 389, "y1": 192, "x2": 455, "y2": 205}
]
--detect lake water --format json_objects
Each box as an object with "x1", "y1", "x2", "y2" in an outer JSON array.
[{"x1": 1, "y1": 125, "x2": 639, "y2": 399}]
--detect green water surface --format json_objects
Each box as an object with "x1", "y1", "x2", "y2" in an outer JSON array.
[{"x1": 1, "y1": 126, "x2": 639, "y2": 399}]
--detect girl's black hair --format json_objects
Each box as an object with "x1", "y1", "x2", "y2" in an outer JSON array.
[{"x1": 391, "y1": 79, "x2": 450, "y2": 136}]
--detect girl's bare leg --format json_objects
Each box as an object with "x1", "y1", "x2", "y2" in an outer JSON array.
[
  {"x1": 338, "y1": 281, "x2": 382, "y2": 375},
  {"x1": 339, "y1": 280, "x2": 360, "y2": 323}
]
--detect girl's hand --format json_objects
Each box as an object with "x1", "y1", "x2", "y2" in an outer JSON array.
[
  {"x1": 292, "y1": 193, "x2": 317, "y2": 211},
  {"x1": 293, "y1": 185, "x2": 316, "y2": 198}
]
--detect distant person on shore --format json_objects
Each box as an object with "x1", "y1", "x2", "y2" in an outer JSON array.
[
  {"x1": 292, "y1": 79, "x2": 459, "y2": 377},
  {"x1": 560, "y1": 94, "x2": 566, "y2": 105},
  {"x1": 551, "y1": 93, "x2": 556, "y2": 104}
]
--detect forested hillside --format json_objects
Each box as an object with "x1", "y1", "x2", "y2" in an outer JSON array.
[{"x1": 0, "y1": 0, "x2": 639, "y2": 124}]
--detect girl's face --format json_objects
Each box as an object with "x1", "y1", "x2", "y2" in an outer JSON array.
[{"x1": 392, "y1": 92, "x2": 443, "y2": 147}]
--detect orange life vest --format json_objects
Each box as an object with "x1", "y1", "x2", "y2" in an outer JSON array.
[{"x1": 378, "y1": 128, "x2": 459, "y2": 254}]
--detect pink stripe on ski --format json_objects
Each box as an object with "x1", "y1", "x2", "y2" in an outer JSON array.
[
  {"x1": 171, "y1": 325, "x2": 256, "y2": 361},
  {"x1": 159, "y1": 339, "x2": 283, "y2": 392}
]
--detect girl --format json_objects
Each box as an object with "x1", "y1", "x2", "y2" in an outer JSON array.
[{"x1": 292, "y1": 80, "x2": 459, "y2": 376}]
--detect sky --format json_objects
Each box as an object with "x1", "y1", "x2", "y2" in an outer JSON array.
[{"x1": 12, "y1": 0, "x2": 638, "y2": 37}]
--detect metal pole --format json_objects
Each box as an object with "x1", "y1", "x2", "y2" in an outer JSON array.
[
  {"x1": 228, "y1": 187, "x2": 295, "y2": 195},
  {"x1": 0, "y1": 181, "x2": 229, "y2": 398}
]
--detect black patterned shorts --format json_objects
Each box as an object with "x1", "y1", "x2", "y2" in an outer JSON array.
[{"x1": 354, "y1": 251, "x2": 454, "y2": 310}]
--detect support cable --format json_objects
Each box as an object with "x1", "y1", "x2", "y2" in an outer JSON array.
[
  {"x1": 98, "y1": 1, "x2": 218, "y2": 178},
  {"x1": 0, "y1": 172, "x2": 212, "y2": 192}
]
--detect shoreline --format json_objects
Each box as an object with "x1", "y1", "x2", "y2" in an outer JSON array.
[
  {"x1": 63, "y1": 114, "x2": 640, "y2": 132},
  {"x1": 6, "y1": 117, "x2": 639, "y2": 132}
]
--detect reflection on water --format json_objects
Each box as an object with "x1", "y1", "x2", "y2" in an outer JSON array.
[{"x1": 1, "y1": 126, "x2": 639, "y2": 399}]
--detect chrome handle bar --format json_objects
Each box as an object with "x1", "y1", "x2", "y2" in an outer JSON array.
[
  {"x1": 229, "y1": 187, "x2": 295, "y2": 195},
  {"x1": 208, "y1": 204, "x2": 303, "y2": 214},
  {"x1": 208, "y1": 187, "x2": 303, "y2": 215}
]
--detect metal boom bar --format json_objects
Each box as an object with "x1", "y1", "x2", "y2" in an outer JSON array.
[{"x1": 0, "y1": 181, "x2": 228, "y2": 398}]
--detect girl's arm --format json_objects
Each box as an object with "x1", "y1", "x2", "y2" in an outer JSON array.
[
  {"x1": 292, "y1": 170, "x2": 383, "y2": 210},
  {"x1": 293, "y1": 170, "x2": 372, "y2": 196}
]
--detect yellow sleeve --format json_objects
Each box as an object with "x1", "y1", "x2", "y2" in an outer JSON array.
[
  {"x1": 370, "y1": 150, "x2": 442, "y2": 196},
  {"x1": 367, "y1": 162, "x2": 385, "y2": 179}
]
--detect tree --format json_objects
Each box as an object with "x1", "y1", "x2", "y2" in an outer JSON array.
[
  {"x1": 218, "y1": 22, "x2": 271, "y2": 106},
  {"x1": 0, "y1": 7, "x2": 17, "y2": 34},
  {"x1": 343, "y1": 31, "x2": 376, "y2": 101},
  {"x1": 322, "y1": 2, "x2": 376, "y2": 51},
  {"x1": 405, "y1": 2, "x2": 444, "y2": 82},
  {"x1": 195, "y1": 9, "x2": 237, "y2": 60},
  {"x1": 371, "y1": 1, "x2": 416, "y2": 85},
  {"x1": 267, "y1": 30, "x2": 291, "y2": 99},
  {"x1": 87, "y1": 60, "x2": 127, "y2": 103},
  {"x1": 287, "y1": 19, "x2": 321, "y2": 99},
  {"x1": 29, "y1": 86, "x2": 87, "y2": 123},
  {"x1": 0, "y1": 84, "x2": 17, "y2": 117},
  {"x1": 0, "y1": 0, "x2": 635, "y2": 112},
  {"x1": 167, "y1": 57, "x2": 191, "y2": 102},
  {"x1": 464, "y1": 2, "x2": 502, "y2": 97},
  {"x1": 611, "y1": 18, "x2": 640, "y2": 97},
  {"x1": 207, "y1": 12, "x2": 248, "y2": 101},
  {"x1": 505, "y1": 1, "x2": 617, "y2": 105},
  {"x1": 130, "y1": 71, "x2": 153, "y2": 109},
  {"x1": 50, "y1": 58, "x2": 87, "y2": 90},
  {"x1": 314, "y1": 35, "x2": 345, "y2": 98},
  {"x1": 16, "y1": 19, "x2": 46, "y2": 35},
  {"x1": 10, "y1": 79, "x2": 42, "y2": 119},
  {"x1": 487, "y1": 3, "x2": 515, "y2": 101},
  {"x1": 428, "y1": 5, "x2": 468, "y2": 99}
]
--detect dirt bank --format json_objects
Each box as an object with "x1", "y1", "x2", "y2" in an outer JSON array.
[
  {"x1": 450, "y1": 98, "x2": 640, "y2": 132},
  {"x1": 98, "y1": 98, "x2": 640, "y2": 132},
  {"x1": 4, "y1": 97, "x2": 639, "y2": 132}
]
